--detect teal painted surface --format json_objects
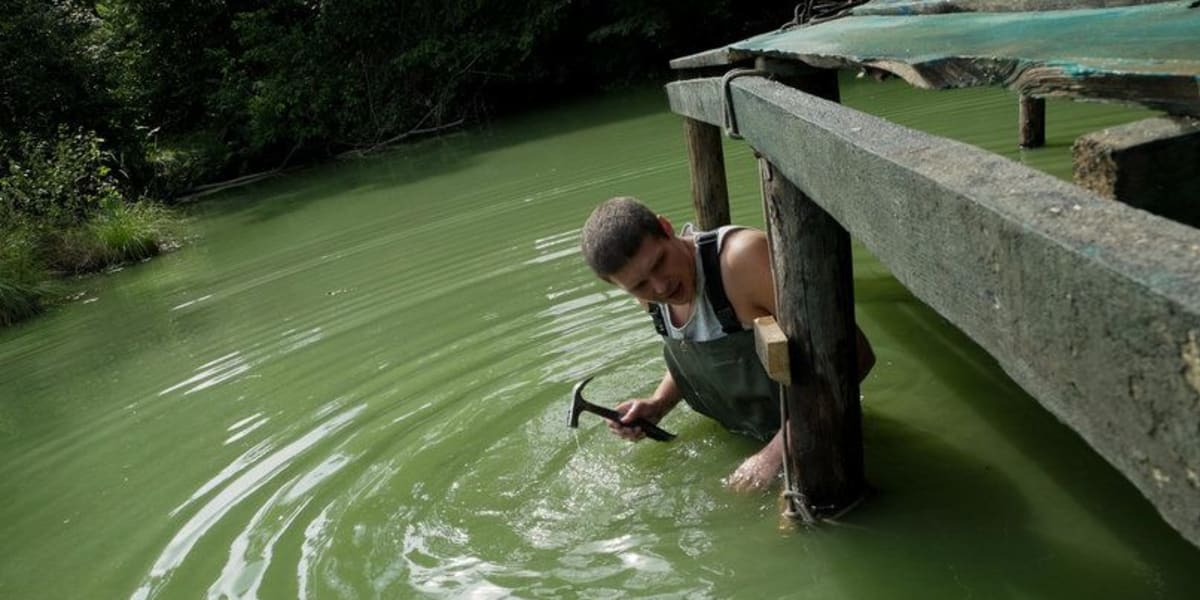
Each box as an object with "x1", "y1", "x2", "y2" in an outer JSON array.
[
  {"x1": 852, "y1": 0, "x2": 1173, "y2": 16},
  {"x1": 735, "y1": 1, "x2": 1200, "y2": 76},
  {"x1": 0, "y1": 80, "x2": 1196, "y2": 598}
]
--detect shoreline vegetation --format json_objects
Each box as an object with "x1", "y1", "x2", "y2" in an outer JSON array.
[{"x1": 1, "y1": 0, "x2": 796, "y2": 327}]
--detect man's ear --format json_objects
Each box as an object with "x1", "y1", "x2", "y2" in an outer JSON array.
[{"x1": 657, "y1": 215, "x2": 675, "y2": 237}]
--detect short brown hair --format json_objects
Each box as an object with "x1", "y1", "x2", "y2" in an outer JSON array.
[{"x1": 580, "y1": 197, "x2": 666, "y2": 277}]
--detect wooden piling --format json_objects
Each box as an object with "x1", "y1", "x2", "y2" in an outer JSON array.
[
  {"x1": 761, "y1": 157, "x2": 864, "y2": 517},
  {"x1": 756, "y1": 69, "x2": 863, "y2": 517},
  {"x1": 1019, "y1": 94, "x2": 1046, "y2": 148},
  {"x1": 683, "y1": 118, "x2": 730, "y2": 230}
]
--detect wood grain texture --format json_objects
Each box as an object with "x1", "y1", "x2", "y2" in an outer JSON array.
[{"x1": 763, "y1": 158, "x2": 865, "y2": 514}]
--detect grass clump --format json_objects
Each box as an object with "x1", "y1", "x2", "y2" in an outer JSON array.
[
  {"x1": 51, "y1": 199, "x2": 175, "y2": 273},
  {"x1": 0, "y1": 230, "x2": 52, "y2": 326}
]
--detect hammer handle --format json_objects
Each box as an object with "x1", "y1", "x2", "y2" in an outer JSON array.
[{"x1": 584, "y1": 404, "x2": 676, "y2": 442}]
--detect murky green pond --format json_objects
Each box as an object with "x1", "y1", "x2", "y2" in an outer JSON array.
[{"x1": 2, "y1": 76, "x2": 1197, "y2": 599}]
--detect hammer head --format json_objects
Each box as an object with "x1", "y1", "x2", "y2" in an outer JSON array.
[{"x1": 567, "y1": 376, "x2": 594, "y2": 428}]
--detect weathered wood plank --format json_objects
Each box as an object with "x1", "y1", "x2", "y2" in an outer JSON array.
[
  {"x1": 668, "y1": 47, "x2": 751, "y2": 71},
  {"x1": 667, "y1": 75, "x2": 1200, "y2": 547},
  {"x1": 723, "y1": 2, "x2": 1200, "y2": 115},
  {"x1": 682, "y1": 118, "x2": 730, "y2": 230},
  {"x1": 1073, "y1": 116, "x2": 1200, "y2": 227}
]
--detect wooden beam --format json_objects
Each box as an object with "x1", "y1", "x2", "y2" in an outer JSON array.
[
  {"x1": 1019, "y1": 94, "x2": 1046, "y2": 148},
  {"x1": 1073, "y1": 116, "x2": 1200, "y2": 228},
  {"x1": 666, "y1": 75, "x2": 1200, "y2": 548},
  {"x1": 682, "y1": 118, "x2": 730, "y2": 230}
]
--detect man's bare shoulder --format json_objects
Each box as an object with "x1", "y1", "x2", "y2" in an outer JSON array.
[
  {"x1": 720, "y1": 228, "x2": 776, "y2": 318},
  {"x1": 720, "y1": 228, "x2": 769, "y2": 273}
]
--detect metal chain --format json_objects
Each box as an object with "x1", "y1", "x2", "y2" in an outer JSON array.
[{"x1": 781, "y1": 0, "x2": 872, "y2": 31}]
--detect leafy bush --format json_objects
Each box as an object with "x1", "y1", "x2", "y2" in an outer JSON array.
[{"x1": 0, "y1": 127, "x2": 122, "y2": 228}]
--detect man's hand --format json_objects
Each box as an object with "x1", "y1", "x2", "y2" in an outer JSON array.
[
  {"x1": 606, "y1": 397, "x2": 667, "y2": 442},
  {"x1": 725, "y1": 433, "x2": 784, "y2": 492}
]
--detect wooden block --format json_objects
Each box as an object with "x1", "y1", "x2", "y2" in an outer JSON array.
[
  {"x1": 1073, "y1": 116, "x2": 1200, "y2": 227},
  {"x1": 754, "y1": 316, "x2": 791, "y2": 385}
]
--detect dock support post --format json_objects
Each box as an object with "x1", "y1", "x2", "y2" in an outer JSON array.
[
  {"x1": 1019, "y1": 94, "x2": 1045, "y2": 148},
  {"x1": 1073, "y1": 116, "x2": 1200, "y2": 228},
  {"x1": 757, "y1": 70, "x2": 864, "y2": 519},
  {"x1": 683, "y1": 118, "x2": 730, "y2": 229}
]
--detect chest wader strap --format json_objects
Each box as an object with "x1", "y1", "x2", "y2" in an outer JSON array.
[
  {"x1": 696, "y1": 231, "x2": 743, "y2": 334},
  {"x1": 648, "y1": 302, "x2": 669, "y2": 336}
]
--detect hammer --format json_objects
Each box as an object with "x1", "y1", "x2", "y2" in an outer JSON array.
[{"x1": 567, "y1": 376, "x2": 676, "y2": 442}]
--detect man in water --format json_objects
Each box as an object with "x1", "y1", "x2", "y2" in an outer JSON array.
[{"x1": 580, "y1": 196, "x2": 874, "y2": 490}]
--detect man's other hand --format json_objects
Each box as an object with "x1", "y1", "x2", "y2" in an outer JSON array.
[{"x1": 725, "y1": 435, "x2": 784, "y2": 491}]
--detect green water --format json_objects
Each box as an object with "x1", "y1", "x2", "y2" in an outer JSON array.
[{"x1": 2, "y1": 77, "x2": 1197, "y2": 599}]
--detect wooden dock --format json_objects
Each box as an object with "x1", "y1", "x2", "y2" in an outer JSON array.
[{"x1": 668, "y1": 0, "x2": 1200, "y2": 546}]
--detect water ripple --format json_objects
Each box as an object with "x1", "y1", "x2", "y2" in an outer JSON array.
[{"x1": 131, "y1": 404, "x2": 365, "y2": 600}]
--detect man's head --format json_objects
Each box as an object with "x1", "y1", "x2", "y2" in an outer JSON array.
[
  {"x1": 581, "y1": 197, "x2": 666, "y2": 277},
  {"x1": 580, "y1": 196, "x2": 695, "y2": 305}
]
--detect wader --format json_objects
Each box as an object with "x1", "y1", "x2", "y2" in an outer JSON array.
[{"x1": 650, "y1": 229, "x2": 781, "y2": 442}]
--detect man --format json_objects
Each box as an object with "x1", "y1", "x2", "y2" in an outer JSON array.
[{"x1": 580, "y1": 196, "x2": 874, "y2": 491}]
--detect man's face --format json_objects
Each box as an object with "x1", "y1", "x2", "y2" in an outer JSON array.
[{"x1": 607, "y1": 230, "x2": 694, "y2": 306}]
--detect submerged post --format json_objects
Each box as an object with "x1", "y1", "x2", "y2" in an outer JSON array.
[
  {"x1": 683, "y1": 118, "x2": 730, "y2": 229},
  {"x1": 1019, "y1": 94, "x2": 1046, "y2": 148},
  {"x1": 757, "y1": 70, "x2": 864, "y2": 517},
  {"x1": 762, "y1": 158, "x2": 864, "y2": 517}
]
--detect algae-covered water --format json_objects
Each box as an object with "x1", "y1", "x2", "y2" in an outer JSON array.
[{"x1": 1, "y1": 76, "x2": 1197, "y2": 599}]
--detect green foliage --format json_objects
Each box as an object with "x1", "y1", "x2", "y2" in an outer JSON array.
[
  {"x1": 0, "y1": 0, "x2": 116, "y2": 140},
  {"x1": 145, "y1": 130, "x2": 231, "y2": 198},
  {"x1": 98, "y1": 0, "x2": 232, "y2": 132},
  {"x1": 0, "y1": 127, "x2": 122, "y2": 228}
]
